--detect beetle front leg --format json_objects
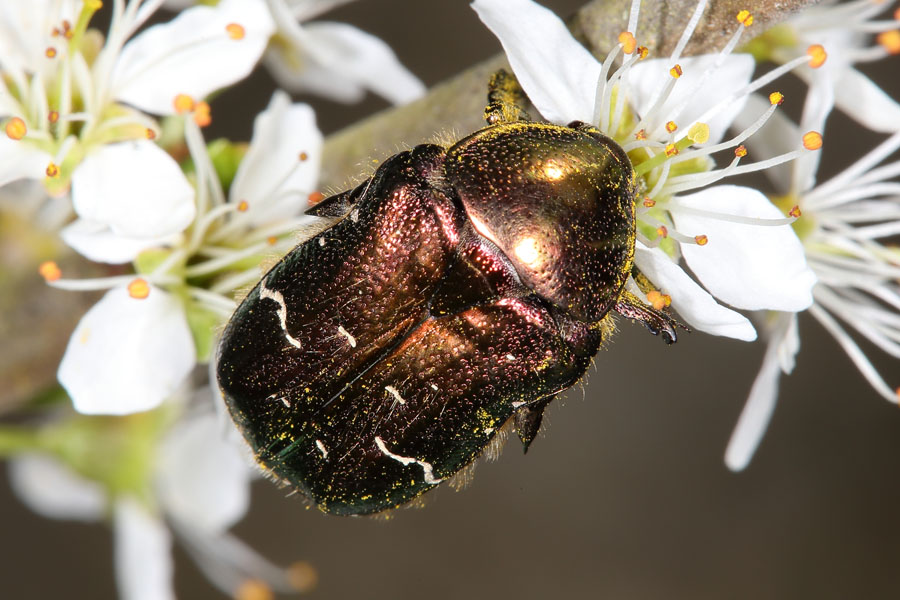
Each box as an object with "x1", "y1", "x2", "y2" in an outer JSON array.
[
  {"x1": 484, "y1": 69, "x2": 530, "y2": 125},
  {"x1": 614, "y1": 290, "x2": 679, "y2": 345}
]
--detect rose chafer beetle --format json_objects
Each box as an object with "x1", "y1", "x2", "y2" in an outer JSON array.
[{"x1": 216, "y1": 71, "x2": 677, "y2": 516}]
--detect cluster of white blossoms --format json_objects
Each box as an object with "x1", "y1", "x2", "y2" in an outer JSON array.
[
  {"x1": 473, "y1": 0, "x2": 900, "y2": 467},
  {"x1": 0, "y1": 1, "x2": 423, "y2": 598},
  {"x1": 1, "y1": 0, "x2": 898, "y2": 598}
]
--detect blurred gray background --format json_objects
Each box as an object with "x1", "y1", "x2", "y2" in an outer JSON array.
[{"x1": 3, "y1": 1, "x2": 900, "y2": 598}]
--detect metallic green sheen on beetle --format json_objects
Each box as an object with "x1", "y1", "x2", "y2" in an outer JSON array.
[{"x1": 216, "y1": 72, "x2": 676, "y2": 516}]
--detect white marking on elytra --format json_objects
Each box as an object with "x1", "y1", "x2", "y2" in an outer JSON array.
[
  {"x1": 505, "y1": 353, "x2": 516, "y2": 361},
  {"x1": 374, "y1": 436, "x2": 443, "y2": 484},
  {"x1": 350, "y1": 208, "x2": 360, "y2": 223},
  {"x1": 511, "y1": 401, "x2": 526, "y2": 409},
  {"x1": 430, "y1": 383, "x2": 439, "y2": 391},
  {"x1": 485, "y1": 427, "x2": 495, "y2": 435},
  {"x1": 337, "y1": 325, "x2": 357, "y2": 347},
  {"x1": 315, "y1": 439, "x2": 328, "y2": 459},
  {"x1": 318, "y1": 237, "x2": 326, "y2": 247},
  {"x1": 259, "y1": 277, "x2": 303, "y2": 349},
  {"x1": 385, "y1": 385, "x2": 406, "y2": 405},
  {"x1": 281, "y1": 398, "x2": 291, "y2": 408}
]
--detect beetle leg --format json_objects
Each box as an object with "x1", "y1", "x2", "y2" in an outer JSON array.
[
  {"x1": 484, "y1": 69, "x2": 530, "y2": 125},
  {"x1": 514, "y1": 396, "x2": 554, "y2": 453},
  {"x1": 614, "y1": 290, "x2": 678, "y2": 344}
]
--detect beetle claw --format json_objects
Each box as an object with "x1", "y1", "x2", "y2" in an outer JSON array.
[
  {"x1": 613, "y1": 292, "x2": 680, "y2": 345},
  {"x1": 514, "y1": 397, "x2": 554, "y2": 453}
]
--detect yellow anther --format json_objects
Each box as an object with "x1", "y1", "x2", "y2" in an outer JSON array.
[
  {"x1": 237, "y1": 200, "x2": 249, "y2": 212},
  {"x1": 802, "y1": 131, "x2": 823, "y2": 150},
  {"x1": 877, "y1": 31, "x2": 900, "y2": 54},
  {"x1": 287, "y1": 561, "x2": 318, "y2": 593},
  {"x1": 688, "y1": 122, "x2": 710, "y2": 144},
  {"x1": 665, "y1": 121, "x2": 678, "y2": 133},
  {"x1": 789, "y1": 205, "x2": 802, "y2": 218},
  {"x1": 642, "y1": 197, "x2": 656, "y2": 208},
  {"x1": 618, "y1": 31, "x2": 637, "y2": 54},
  {"x1": 308, "y1": 191, "x2": 324, "y2": 205},
  {"x1": 39, "y1": 261, "x2": 61, "y2": 281},
  {"x1": 694, "y1": 234, "x2": 708, "y2": 246},
  {"x1": 48, "y1": 110, "x2": 59, "y2": 123},
  {"x1": 173, "y1": 94, "x2": 195, "y2": 114},
  {"x1": 6, "y1": 117, "x2": 26, "y2": 140},
  {"x1": 636, "y1": 46, "x2": 648, "y2": 59},
  {"x1": 45, "y1": 47, "x2": 57, "y2": 58},
  {"x1": 267, "y1": 236, "x2": 278, "y2": 245},
  {"x1": 45, "y1": 162, "x2": 60, "y2": 178},
  {"x1": 807, "y1": 44, "x2": 827, "y2": 68},
  {"x1": 734, "y1": 145, "x2": 748, "y2": 158},
  {"x1": 769, "y1": 91, "x2": 785, "y2": 105},
  {"x1": 634, "y1": 129, "x2": 648, "y2": 140},
  {"x1": 299, "y1": 151, "x2": 309, "y2": 161},
  {"x1": 736, "y1": 10, "x2": 754, "y2": 26},
  {"x1": 664, "y1": 143, "x2": 678, "y2": 157},
  {"x1": 193, "y1": 101, "x2": 211, "y2": 127},
  {"x1": 225, "y1": 23, "x2": 246, "y2": 40},
  {"x1": 128, "y1": 278, "x2": 150, "y2": 299},
  {"x1": 145, "y1": 128, "x2": 157, "y2": 140},
  {"x1": 669, "y1": 64, "x2": 683, "y2": 78},
  {"x1": 656, "y1": 225, "x2": 668, "y2": 238}
]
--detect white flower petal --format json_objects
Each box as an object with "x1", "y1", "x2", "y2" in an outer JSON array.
[
  {"x1": 8, "y1": 454, "x2": 106, "y2": 521},
  {"x1": 112, "y1": 0, "x2": 274, "y2": 114},
  {"x1": 833, "y1": 67, "x2": 900, "y2": 133},
  {"x1": 156, "y1": 407, "x2": 251, "y2": 533},
  {"x1": 0, "y1": 136, "x2": 52, "y2": 187},
  {"x1": 61, "y1": 218, "x2": 176, "y2": 264},
  {"x1": 776, "y1": 312, "x2": 800, "y2": 374},
  {"x1": 114, "y1": 499, "x2": 175, "y2": 600},
  {"x1": 268, "y1": 15, "x2": 425, "y2": 105},
  {"x1": 634, "y1": 244, "x2": 757, "y2": 341},
  {"x1": 724, "y1": 313, "x2": 794, "y2": 471},
  {"x1": 472, "y1": 0, "x2": 601, "y2": 124},
  {"x1": 71, "y1": 140, "x2": 195, "y2": 238},
  {"x1": 672, "y1": 185, "x2": 816, "y2": 312},
  {"x1": 0, "y1": 1, "x2": 81, "y2": 74},
  {"x1": 58, "y1": 285, "x2": 196, "y2": 415},
  {"x1": 628, "y1": 53, "x2": 755, "y2": 144},
  {"x1": 230, "y1": 91, "x2": 322, "y2": 226}
]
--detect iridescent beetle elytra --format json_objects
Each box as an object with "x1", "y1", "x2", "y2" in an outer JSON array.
[{"x1": 216, "y1": 71, "x2": 677, "y2": 516}]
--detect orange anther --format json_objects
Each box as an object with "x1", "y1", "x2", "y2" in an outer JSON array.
[
  {"x1": 694, "y1": 234, "x2": 708, "y2": 246},
  {"x1": 637, "y1": 46, "x2": 648, "y2": 59},
  {"x1": 225, "y1": 23, "x2": 246, "y2": 40},
  {"x1": 807, "y1": 44, "x2": 827, "y2": 68},
  {"x1": 45, "y1": 162, "x2": 59, "y2": 178},
  {"x1": 173, "y1": 94, "x2": 195, "y2": 114},
  {"x1": 45, "y1": 47, "x2": 57, "y2": 58},
  {"x1": 6, "y1": 117, "x2": 26, "y2": 140},
  {"x1": 669, "y1": 64, "x2": 683, "y2": 78},
  {"x1": 665, "y1": 143, "x2": 678, "y2": 157},
  {"x1": 618, "y1": 31, "x2": 637, "y2": 54},
  {"x1": 643, "y1": 197, "x2": 656, "y2": 208},
  {"x1": 789, "y1": 205, "x2": 802, "y2": 218},
  {"x1": 287, "y1": 561, "x2": 318, "y2": 593},
  {"x1": 656, "y1": 225, "x2": 668, "y2": 238},
  {"x1": 802, "y1": 131, "x2": 823, "y2": 150},
  {"x1": 769, "y1": 91, "x2": 785, "y2": 105},
  {"x1": 267, "y1": 236, "x2": 278, "y2": 245},
  {"x1": 193, "y1": 101, "x2": 211, "y2": 127},
  {"x1": 235, "y1": 579, "x2": 273, "y2": 600},
  {"x1": 734, "y1": 145, "x2": 748, "y2": 158},
  {"x1": 646, "y1": 290, "x2": 671, "y2": 310},
  {"x1": 48, "y1": 110, "x2": 59, "y2": 123},
  {"x1": 634, "y1": 129, "x2": 647, "y2": 140},
  {"x1": 39, "y1": 261, "x2": 61, "y2": 281},
  {"x1": 127, "y1": 278, "x2": 150, "y2": 299},
  {"x1": 237, "y1": 200, "x2": 249, "y2": 212},
  {"x1": 308, "y1": 191, "x2": 325, "y2": 205},
  {"x1": 299, "y1": 151, "x2": 309, "y2": 162},
  {"x1": 877, "y1": 31, "x2": 900, "y2": 54},
  {"x1": 665, "y1": 121, "x2": 678, "y2": 133},
  {"x1": 145, "y1": 128, "x2": 157, "y2": 140}
]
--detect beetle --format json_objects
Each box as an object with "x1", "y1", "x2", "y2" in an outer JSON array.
[{"x1": 216, "y1": 70, "x2": 677, "y2": 516}]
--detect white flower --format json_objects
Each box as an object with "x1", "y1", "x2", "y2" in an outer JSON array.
[
  {"x1": 263, "y1": 0, "x2": 425, "y2": 104},
  {"x1": 725, "y1": 103, "x2": 900, "y2": 470},
  {"x1": 473, "y1": 0, "x2": 819, "y2": 341},
  {"x1": 8, "y1": 394, "x2": 311, "y2": 599},
  {"x1": 762, "y1": 0, "x2": 900, "y2": 132},
  {"x1": 0, "y1": 0, "x2": 274, "y2": 241},
  {"x1": 49, "y1": 91, "x2": 323, "y2": 415}
]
